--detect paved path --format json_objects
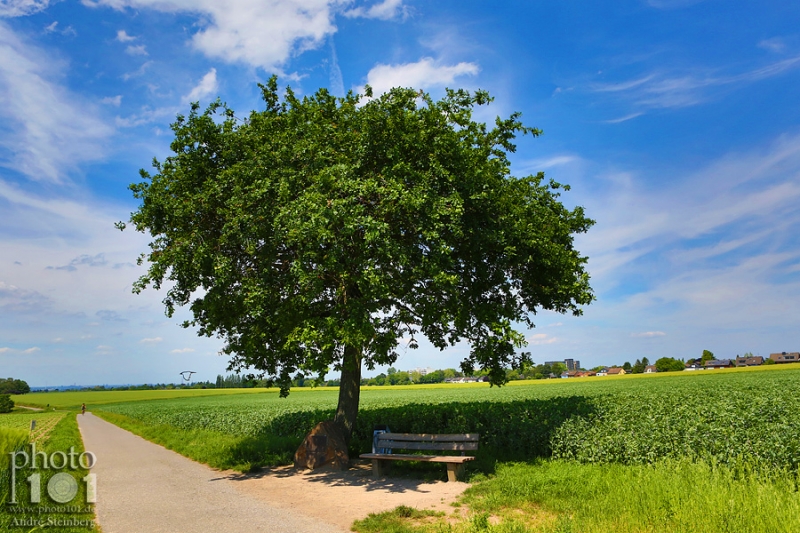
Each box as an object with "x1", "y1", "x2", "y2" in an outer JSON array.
[{"x1": 77, "y1": 413, "x2": 345, "y2": 533}]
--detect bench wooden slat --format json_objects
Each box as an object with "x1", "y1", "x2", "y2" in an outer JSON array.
[
  {"x1": 379, "y1": 433, "x2": 479, "y2": 442},
  {"x1": 360, "y1": 453, "x2": 475, "y2": 464},
  {"x1": 375, "y1": 439, "x2": 478, "y2": 451}
]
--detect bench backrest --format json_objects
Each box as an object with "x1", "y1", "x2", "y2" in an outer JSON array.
[{"x1": 376, "y1": 433, "x2": 479, "y2": 453}]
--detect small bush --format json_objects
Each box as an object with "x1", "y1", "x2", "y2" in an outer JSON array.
[{"x1": 0, "y1": 395, "x2": 14, "y2": 414}]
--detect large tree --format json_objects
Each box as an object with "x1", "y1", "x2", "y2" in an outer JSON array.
[{"x1": 124, "y1": 79, "x2": 594, "y2": 440}]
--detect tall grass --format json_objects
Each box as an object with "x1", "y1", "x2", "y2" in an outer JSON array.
[
  {"x1": 354, "y1": 459, "x2": 800, "y2": 532},
  {"x1": 0, "y1": 414, "x2": 96, "y2": 532}
]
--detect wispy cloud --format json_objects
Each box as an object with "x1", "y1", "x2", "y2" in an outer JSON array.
[
  {"x1": 125, "y1": 44, "x2": 147, "y2": 56},
  {"x1": 139, "y1": 337, "x2": 163, "y2": 344},
  {"x1": 328, "y1": 36, "x2": 344, "y2": 98},
  {"x1": 22, "y1": 346, "x2": 40, "y2": 354},
  {"x1": 593, "y1": 55, "x2": 800, "y2": 111},
  {"x1": 758, "y1": 38, "x2": 786, "y2": 53},
  {"x1": 47, "y1": 253, "x2": 108, "y2": 272},
  {"x1": 101, "y1": 95, "x2": 122, "y2": 106},
  {"x1": 631, "y1": 331, "x2": 666, "y2": 338},
  {"x1": 604, "y1": 112, "x2": 643, "y2": 124},
  {"x1": 0, "y1": 23, "x2": 111, "y2": 183}
]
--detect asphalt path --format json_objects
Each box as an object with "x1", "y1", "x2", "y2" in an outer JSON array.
[{"x1": 77, "y1": 412, "x2": 345, "y2": 533}]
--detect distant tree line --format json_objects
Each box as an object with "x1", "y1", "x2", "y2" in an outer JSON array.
[{"x1": 0, "y1": 378, "x2": 30, "y2": 395}]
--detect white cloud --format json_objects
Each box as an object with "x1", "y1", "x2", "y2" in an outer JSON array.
[
  {"x1": 0, "y1": 347, "x2": 11, "y2": 353},
  {"x1": 22, "y1": 346, "x2": 40, "y2": 353},
  {"x1": 125, "y1": 44, "x2": 147, "y2": 56},
  {"x1": 86, "y1": 0, "x2": 347, "y2": 72},
  {"x1": 139, "y1": 337, "x2": 163, "y2": 343},
  {"x1": 344, "y1": 0, "x2": 405, "y2": 20},
  {"x1": 116, "y1": 29, "x2": 136, "y2": 42},
  {"x1": 44, "y1": 21, "x2": 57, "y2": 32},
  {"x1": 0, "y1": 23, "x2": 111, "y2": 182},
  {"x1": 361, "y1": 57, "x2": 479, "y2": 96},
  {"x1": 527, "y1": 333, "x2": 558, "y2": 345},
  {"x1": 101, "y1": 95, "x2": 122, "y2": 106},
  {"x1": 0, "y1": 0, "x2": 51, "y2": 17},
  {"x1": 170, "y1": 348, "x2": 195, "y2": 353},
  {"x1": 182, "y1": 68, "x2": 218, "y2": 104},
  {"x1": 631, "y1": 331, "x2": 666, "y2": 338}
]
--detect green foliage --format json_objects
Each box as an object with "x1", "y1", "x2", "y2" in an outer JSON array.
[
  {"x1": 701, "y1": 349, "x2": 714, "y2": 364},
  {"x1": 0, "y1": 395, "x2": 13, "y2": 413},
  {"x1": 124, "y1": 79, "x2": 594, "y2": 400},
  {"x1": 0, "y1": 378, "x2": 30, "y2": 395},
  {"x1": 655, "y1": 357, "x2": 685, "y2": 372}
]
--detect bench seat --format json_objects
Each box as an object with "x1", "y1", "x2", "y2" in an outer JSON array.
[{"x1": 359, "y1": 433, "x2": 479, "y2": 481}]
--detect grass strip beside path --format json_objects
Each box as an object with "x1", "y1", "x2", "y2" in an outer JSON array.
[
  {"x1": 94, "y1": 411, "x2": 300, "y2": 472},
  {"x1": 353, "y1": 459, "x2": 800, "y2": 533},
  {"x1": 1, "y1": 412, "x2": 97, "y2": 532}
]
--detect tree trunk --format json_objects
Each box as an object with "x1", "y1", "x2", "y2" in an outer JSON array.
[{"x1": 333, "y1": 343, "x2": 361, "y2": 443}]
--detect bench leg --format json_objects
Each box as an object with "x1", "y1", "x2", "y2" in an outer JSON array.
[
  {"x1": 372, "y1": 459, "x2": 391, "y2": 478},
  {"x1": 446, "y1": 463, "x2": 465, "y2": 482}
]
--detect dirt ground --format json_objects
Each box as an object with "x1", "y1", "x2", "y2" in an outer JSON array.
[{"x1": 225, "y1": 461, "x2": 471, "y2": 530}]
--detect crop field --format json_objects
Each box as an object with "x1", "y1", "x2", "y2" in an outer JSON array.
[
  {"x1": 18, "y1": 387, "x2": 280, "y2": 410},
  {"x1": 94, "y1": 365, "x2": 800, "y2": 470},
  {"x1": 0, "y1": 411, "x2": 66, "y2": 443}
]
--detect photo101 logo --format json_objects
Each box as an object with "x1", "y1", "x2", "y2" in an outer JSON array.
[{"x1": 8, "y1": 443, "x2": 97, "y2": 505}]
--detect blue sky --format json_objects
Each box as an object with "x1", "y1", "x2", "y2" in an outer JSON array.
[{"x1": 1, "y1": 0, "x2": 798, "y2": 386}]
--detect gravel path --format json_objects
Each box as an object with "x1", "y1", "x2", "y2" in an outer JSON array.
[{"x1": 77, "y1": 413, "x2": 345, "y2": 533}]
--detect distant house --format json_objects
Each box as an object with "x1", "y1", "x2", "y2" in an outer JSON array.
[
  {"x1": 607, "y1": 367, "x2": 626, "y2": 376},
  {"x1": 705, "y1": 359, "x2": 735, "y2": 369},
  {"x1": 596, "y1": 367, "x2": 608, "y2": 377},
  {"x1": 644, "y1": 365, "x2": 657, "y2": 373},
  {"x1": 575, "y1": 371, "x2": 596, "y2": 377},
  {"x1": 770, "y1": 352, "x2": 800, "y2": 364},
  {"x1": 561, "y1": 371, "x2": 579, "y2": 379},
  {"x1": 735, "y1": 356, "x2": 764, "y2": 366},
  {"x1": 684, "y1": 362, "x2": 703, "y2": 371}
]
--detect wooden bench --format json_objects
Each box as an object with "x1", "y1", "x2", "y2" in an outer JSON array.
[{"x1": 359, "y1": 433, "x2": 479, "y2": 482}]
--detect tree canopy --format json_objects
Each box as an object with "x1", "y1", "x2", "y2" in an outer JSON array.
[
  {"x1": 124, "y1": 79, "x2": 594, "y2": 438},
  {"x1": 0, "y1": 378, "x2": 30, "y2": 395}
]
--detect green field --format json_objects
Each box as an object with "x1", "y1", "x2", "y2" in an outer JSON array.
[
  {"x1": 77, "y1": 365, "x2": 800, "y2": 532},
  {"x1": 12, "y1": 365, "x2": 800, "y2": 531},
  {"x1": 84, "y1": 364, "x2": 800, "y2": 471}
]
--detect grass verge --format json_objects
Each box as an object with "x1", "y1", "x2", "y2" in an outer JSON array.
[
  {"x1": 1, "y1": 412, "x2": 98, "y2": 532},
  {"x1": 94, "y1": 411, "x2": 300, "y2": 472},
  {"x1": 352, "y1": 458, "x2": 800, "y2": 533}
]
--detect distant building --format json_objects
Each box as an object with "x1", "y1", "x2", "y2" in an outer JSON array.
[
  {"x1": 546, "y1": 359, "x2": 581, "y2": 371},
  {"x1": 607, "y1": 367, "x2": 626, "y2": 375},
  {"x1": 596, "y1": 367, "x2": 608, "y2": 377},
  {"x1": 735, "y1": 356, "x2": 764, "y2": 366},
  {"x1": 705, "y1": 359, "x2": 735, "y2": 369},
  {"x1": 644, "y1": 365, "x2": 657, "y2": 373},
  {"x1": 770, "y1": 352, "x2": 800, "y2": 364}
]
